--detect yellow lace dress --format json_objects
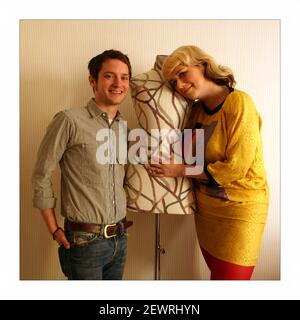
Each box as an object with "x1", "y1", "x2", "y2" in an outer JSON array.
[{"x1": 191, "y1": 89, "x2": 269, "y2": 266}]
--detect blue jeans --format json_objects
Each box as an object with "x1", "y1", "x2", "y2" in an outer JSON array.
[{"x1": 58, "y1": 227, "x2": 128, "y2": 280}]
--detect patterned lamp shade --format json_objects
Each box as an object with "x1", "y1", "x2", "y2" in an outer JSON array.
[{"x1": 124, "y1": 55, "x2": 196, "y2": 214}]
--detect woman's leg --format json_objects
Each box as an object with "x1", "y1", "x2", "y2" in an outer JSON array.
[{"x1": 201, "y1": 247, "x2": 255, "y2": 280}]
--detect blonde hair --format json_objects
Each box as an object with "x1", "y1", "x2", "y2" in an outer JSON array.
[{"x1": 162, "y1": 45, "x2": 236, "y2": 88}]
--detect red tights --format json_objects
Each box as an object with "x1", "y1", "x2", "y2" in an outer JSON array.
[{"x1": 201, "y1": 247, "x2": 255, "y2": 280}]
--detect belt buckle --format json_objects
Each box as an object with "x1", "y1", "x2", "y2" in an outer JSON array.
[{"x1": 103, "y1": 223, "x2": 117, "y2": 238}]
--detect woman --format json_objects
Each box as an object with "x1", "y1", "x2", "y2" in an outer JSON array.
[{"x1": 146, "y1": 45, "x2": 269, "y2": 280}]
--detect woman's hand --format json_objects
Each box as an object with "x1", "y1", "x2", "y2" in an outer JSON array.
[
  {"x1": 145, "y1": 154, "x2": 205, "y2": 178},
  {"x1": 145, "y1": 162, "x2": 186, "y2": 177},
  {"x1": 145, "y1": 154, "x2": 186, "y2": 177}
]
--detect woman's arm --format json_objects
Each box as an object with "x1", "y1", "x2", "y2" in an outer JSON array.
[
  {"x1": 145, "y1": 162, "x2": 208, "y2": 179},
  {"x1": 206, "y1": 93, "x2": 261, "y2": 186}
]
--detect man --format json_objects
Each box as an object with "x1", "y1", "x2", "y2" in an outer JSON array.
[{"x1": 32, "y1": 49, "x2": 133, "y2": 280}]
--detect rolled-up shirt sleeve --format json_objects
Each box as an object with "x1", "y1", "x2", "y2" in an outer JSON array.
[{"x1": 32, "y1": 111, "x2": 73, "y2": 210}]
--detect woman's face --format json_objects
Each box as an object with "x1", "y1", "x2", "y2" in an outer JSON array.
[{"x1": 170, "y1": 64, "x2": 206, "y2": 101}]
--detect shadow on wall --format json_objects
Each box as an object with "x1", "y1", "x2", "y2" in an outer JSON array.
[
  {"x1": 20, "y1": 73, "x2": 69, "y2": 280},
  {"x1": 160, "y1": 214, "x2": 202, "y2": 280},
  {"x1": 123, "y1": 213, "x2": 156, "y2": 280}
]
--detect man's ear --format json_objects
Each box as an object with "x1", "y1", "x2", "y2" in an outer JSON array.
[{"x1": 89, "y1": 75, "x2": 97, "y2": 89}]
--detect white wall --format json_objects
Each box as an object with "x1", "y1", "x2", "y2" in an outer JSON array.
[{"x1": 20, "y1": 19, "x2": 280, "y2": 280}]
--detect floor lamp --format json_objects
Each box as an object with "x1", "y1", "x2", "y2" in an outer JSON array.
[{"x1": 155, "y1": 214, "x2": 165, "y2": 280}]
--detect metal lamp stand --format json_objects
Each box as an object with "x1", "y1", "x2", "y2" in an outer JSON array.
[
  {"x1": 154, "y1": 214, "x2": 160, "y2": 280},
  {"x1": 154, "y1": 214, "x2": 165, "y2": 280}
]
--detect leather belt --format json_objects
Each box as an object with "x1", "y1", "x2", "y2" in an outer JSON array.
[{"x1": 66, "y1": 218, "x2": 133, "y2": 239}]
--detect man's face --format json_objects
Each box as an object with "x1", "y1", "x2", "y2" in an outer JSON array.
[{"x1": 90, "y1": 59, "x2": 130, "y2": 108}]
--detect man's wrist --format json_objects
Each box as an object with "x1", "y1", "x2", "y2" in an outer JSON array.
[{"x1": 52, "y1": 227, "x2": 63, "y2": 240}]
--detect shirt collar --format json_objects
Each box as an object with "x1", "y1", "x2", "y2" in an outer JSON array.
[{"x1": 87, "y1": 98, "x2": 122, "y2": 121}]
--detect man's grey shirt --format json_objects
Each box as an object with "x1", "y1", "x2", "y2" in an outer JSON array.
[{"x1": 32, "y1": 98, "x2": 127, "y2": 224}]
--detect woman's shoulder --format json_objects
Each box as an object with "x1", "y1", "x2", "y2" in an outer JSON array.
[
  {"x1": 228, "y1": 88, "x2": 254, "y2": 102},
  {"x1": 224, "y1": 88, "x2": 256, "y2": 114}
]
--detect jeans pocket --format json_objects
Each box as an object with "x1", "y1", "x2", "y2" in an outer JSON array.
[
  {"x1": 72, "y1": 231, "x2": 99, "y2": 247},
  {"x1": 58, "y1": 245, "x2": 71, "y2": 278}
]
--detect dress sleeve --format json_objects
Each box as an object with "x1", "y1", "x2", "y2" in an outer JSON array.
[
  {"x1": 32, "y1": 111, "x2": 74, "y2": 210},
  {"x1": 207, "y1": 92, "x2": 261, "y2": 186}
]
